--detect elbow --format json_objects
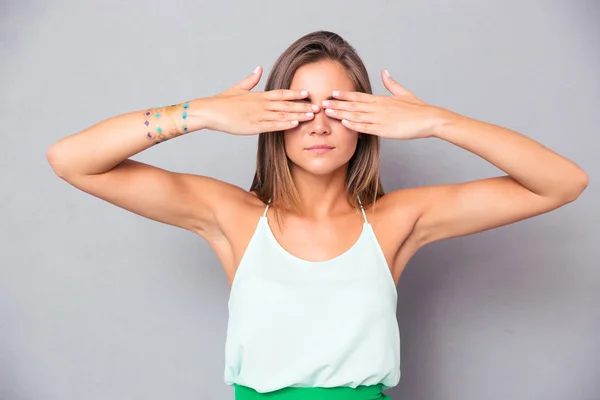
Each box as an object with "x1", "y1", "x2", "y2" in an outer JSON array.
[
  {"x1": 46, "y1": 145, "x2": 68, "y2": 178},
  {"x1": 46, "y1": 145, "x2": 57, "y2": 172},
  {"x1": 563, "y1": 170, "x2": 589, "y2": 203}
]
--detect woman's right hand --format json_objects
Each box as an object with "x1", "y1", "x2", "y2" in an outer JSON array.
[{"x1": 198, "y1": 66, "x2": 320, "y2": 135}]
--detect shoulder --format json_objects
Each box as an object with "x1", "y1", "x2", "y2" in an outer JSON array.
[
  {"x1": 364, "y1": 187, "x2": 431, "y2": 252},
  {"x1": 366, "y1": 187, "x2": 425, "y2": 225},
  {"x1": 182, "y1": 175, "x2": 264, "y2": 240},
  {"x1": 212, "y1": 187, "x2": 268, "y2": 235}
]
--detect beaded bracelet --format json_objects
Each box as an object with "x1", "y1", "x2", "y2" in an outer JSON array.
[
  {"x1": 182, "y1": 101, "x2": 189, "y2": 133},
  {"x1": 144, "y1": 110, "x2": 153, "y2": 140},
  {"x1": 143, "y1": 101, "x2": 190, "y2": 144}
]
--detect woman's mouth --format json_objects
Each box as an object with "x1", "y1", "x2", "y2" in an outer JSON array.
[{"x1": 306, "y1": 144, "x2": 334, "y2": 153}]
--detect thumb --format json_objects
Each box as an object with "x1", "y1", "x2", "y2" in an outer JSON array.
[
  {"x1": 382, "y1": 69, "x2": 413, "y2": 98},
  {"x1": 234, "y1": 65, "x2": 262, "y2": 91}
]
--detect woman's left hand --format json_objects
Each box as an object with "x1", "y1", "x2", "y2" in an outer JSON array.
[{"x1": 321, "y1": 70, "x2": 451, "y2": 140}]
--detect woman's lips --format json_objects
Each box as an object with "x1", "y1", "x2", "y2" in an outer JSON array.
[{"x1": 306, "y1": 146, "x2": 334, "y2": 154}]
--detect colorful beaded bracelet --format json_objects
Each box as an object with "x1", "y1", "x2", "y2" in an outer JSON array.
[
  {"x1": 144, "y1": 101, "x2": 189, "y2": 141},
  {"x1": 182, "y1": 101, "x2": 189, "y2": 133}
]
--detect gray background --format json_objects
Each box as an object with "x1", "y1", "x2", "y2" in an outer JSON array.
[{"x1": 1, "y1": 1, "x2": 598, "y2": 399}]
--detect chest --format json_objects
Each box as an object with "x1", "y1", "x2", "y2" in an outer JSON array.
[
  {"x1": 208, "y1": 203, "x2": 419, "y2": 289},
  {"x1": 266, "y1": 215, "x2": 365, "y2": 262}
]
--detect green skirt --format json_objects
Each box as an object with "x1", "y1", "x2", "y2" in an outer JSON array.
[{"x1": 233, "y1": 383, "x2": 392, "y2": 399}]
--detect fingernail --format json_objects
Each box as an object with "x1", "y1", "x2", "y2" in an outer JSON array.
[
  {"x1": 311, "y1": 104, "x2": 319, "y2": 111},
  {"x1": 306, "y1": 112, "x2": 314, "y2": 117},
  {"x1": 301, "y1": 90, "x2": 308, "y2": 96},
  {"x1": 253, "y1": 65, "x2": 260, "y2": 74},
  {"x1": 332, "y1": 90, "x2": 340, "y2": 96},
  {"x1": 384, "y1": 69, "x2": 390, "y2": 77},
  {"x1": 322, "y1": 100, "x2": 330, "y2": 107}
]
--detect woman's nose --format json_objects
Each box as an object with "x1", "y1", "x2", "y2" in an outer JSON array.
[{"x1": 308, "y1": 106, "x2": 331, "y2": 135}]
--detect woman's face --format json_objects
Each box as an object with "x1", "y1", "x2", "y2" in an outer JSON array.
[{"x1": 284, "y1": 60, "x2": 359, "y2": 176}]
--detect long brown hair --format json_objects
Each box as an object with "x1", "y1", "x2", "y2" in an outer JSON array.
[{"x1": 249, "y1": 30, "x2": 385, "y2": 227}]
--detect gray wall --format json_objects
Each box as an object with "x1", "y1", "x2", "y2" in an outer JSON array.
[{"x1": 1, "y1": 1, "x2": 598, "y2": 399}]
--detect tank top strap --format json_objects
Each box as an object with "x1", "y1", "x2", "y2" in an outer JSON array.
[
  {"x1": 357, "y1": 195, "x2": 368, "y2": 224},
  {"x1": 263, "y1": 198, "x2": 271, "y2": 217}
]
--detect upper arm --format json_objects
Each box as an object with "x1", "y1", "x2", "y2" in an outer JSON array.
[
  {"x1": 395, "y1": 175, "x2": 580, "y2": 248},
  {"x1": 53, "y1": 158, "x2": 245, "y2": 238}
]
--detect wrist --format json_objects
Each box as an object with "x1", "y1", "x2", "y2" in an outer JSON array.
[
  {"x1": 188, "y1": 97, "x2": 214, "y2": 132},
  {"x1": 429, "y1": 107, "x2": 462, "y2": 140}
]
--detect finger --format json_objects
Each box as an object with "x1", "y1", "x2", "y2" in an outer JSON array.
[
  {"x1": 341, "y1": 119, "x2": 380, "y2": 135},
  {"x1": 256, "y1": 119, "x2": 300, "y2": 132},
  {"x1": 234, "y1": 65, "x2": 262, "y2": 91},
  {"x1": 259, "y1": 111, "x2": 316, "y2": 122},
  {"x1": 382, "y1": 69, "x2": 416, "y2": 98},
  {"x1": 320, "y1": 99, "x2": 375, "y2": 112},
  {"x1": 324, "y1": 108, "x2": 373, "y2": 124},
  {"x1": 265, "y1": 100, "x2": 320, "y2": 114},
  {"x1": 331, "y1": 90, "x2": 376, "y2": 103},
  {"x1": 264, "y1": 89, "x2": 310, "y2": 101}
]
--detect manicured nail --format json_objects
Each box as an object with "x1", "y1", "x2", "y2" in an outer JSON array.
[
  {"x1": 306, "y1": 112, "x2": 314, "y2": 117},
  {"x1": 322, "y1": 100, "x2": 330, "y2": 107},
  {"x1": 325, "y1": 108, "x2": 335, "y2": 114},
  {"x1": 384, "y1": 69, "x2": 390, "y2": 77},
  {"x1": 253, "y1": 65, "x2": 260, "y2": 74},
  {"x1": 311, "y1": 104, "x2": 320, "y2": 111},
  {"x1": 332, "y1": 90, "x2": 340, "y2": 96},
  {"x1": 301, "y1": 90, "x2": 308, "y2": 96}
]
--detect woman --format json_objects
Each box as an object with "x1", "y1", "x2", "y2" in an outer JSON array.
[{"x1": 46, "y1": 31, "x2": 588, "y2": 400}]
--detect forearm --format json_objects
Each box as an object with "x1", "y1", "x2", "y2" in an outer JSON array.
[
  {"x1": 47, "y1": 98, "x2": 209, "y2": 177},
  {"x1": 431, "y1": 110, "x2": 588, "y2": 200}
]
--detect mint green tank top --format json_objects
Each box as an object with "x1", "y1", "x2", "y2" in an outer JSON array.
[{"x1": 224, "y1": 195, "x2": 401, "y2": 397}]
